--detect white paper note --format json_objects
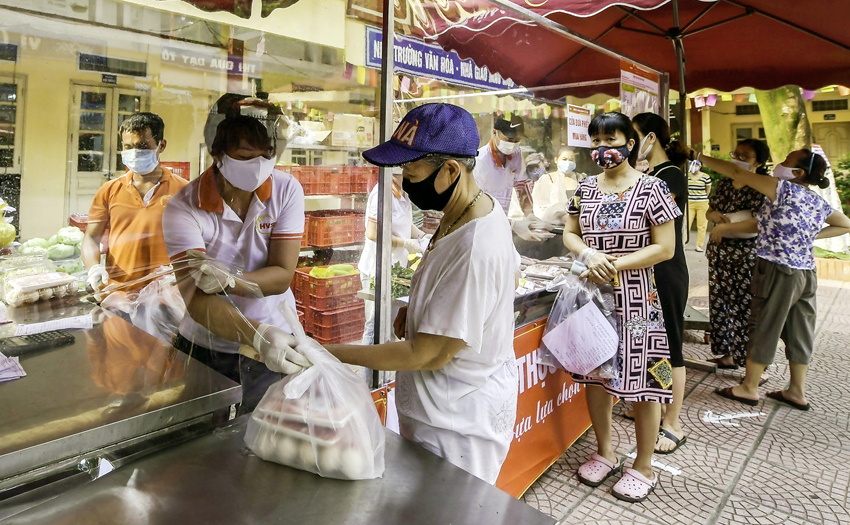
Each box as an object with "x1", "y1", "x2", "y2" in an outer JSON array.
[
  {"x1": 14, "y1": 315, "x2": 93, "y2": 336},
  {"x1": 542, "y1": 301, "x2": 619, "y2": 376}
]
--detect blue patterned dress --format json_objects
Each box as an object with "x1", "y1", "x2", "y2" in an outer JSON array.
[{"x1": 567, "y1": 176, "x2": 681, "y2": 403}]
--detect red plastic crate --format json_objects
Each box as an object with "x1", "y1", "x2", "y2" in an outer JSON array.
[
  {"x1": 304, "y1": 301, "x2": 365, "y2": 329},
  {"x1": 300, "y1": 292, "x2": 360, "y2": 310},
  {"x1": 308, "y1": 314, "x2": 365, "y2": 345},
  {"x1": 293, "y1": 265, "x2": 362, "y2": 298},
  {"x1": 314, "y1": 166, "x2": 351, "y2": 195},
  {"x1": 301, "y1": 215, "x2": 309, "y2": 248},
  {"x1": 306, "y1": 210, "x2": 365, "y2": 248},
  {"x1": 351, "y1": 166, "x2": 379, "y2": 194}
]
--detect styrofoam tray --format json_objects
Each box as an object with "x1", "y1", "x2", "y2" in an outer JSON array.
[{"x1": 7, "y1": 272, "x2": 76, "y2": 292}]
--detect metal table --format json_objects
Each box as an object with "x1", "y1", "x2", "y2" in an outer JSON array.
[
  {"x1": 0, "y1": 307, "x2": 241, "y2": 490},
  {"x1": 3, "y1": 417, "x2": 555, "y2": 525}
]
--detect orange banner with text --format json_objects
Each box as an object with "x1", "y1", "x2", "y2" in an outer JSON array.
[{"x1": 496, "y1": 318, "x2": 591, "y2": 498}]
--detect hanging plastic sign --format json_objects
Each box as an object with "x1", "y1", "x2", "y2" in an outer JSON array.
[
  {"x1": 620, "y1": 60, "x2": 660, "y2": 118},
  {"x1": 566, "y1": 104, "x2": 591, "y2": 148},
  {"x1": 160, "y1": 46, "x2": 261, "y2": 77},
  {"x1": 365, "y1": 25, "x2": 517, "y2": 92}
]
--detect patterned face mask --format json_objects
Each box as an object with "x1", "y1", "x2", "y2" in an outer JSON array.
[{"x1": 591, "y1": 145, "x2": 631, "y2": 169}]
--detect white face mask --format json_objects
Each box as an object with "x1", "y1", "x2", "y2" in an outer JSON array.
[
  {"x1": 731, "y1": 158, "x2": 752, "y2": 171},
  {"x1": 557, "y1": 160, "x2": 576, "y2": 174},
  {"x1": 772, "y1": 163, "x2": 799, "y2": 181},
  {"x1": 121, "y1": 146, "x2": 160, "y2": 175},
  {"x1": 495, "y1": 138, "x2": 519, "y2": 156},
  {"x1": 637, "y1": 134, "x2": 653, "y2": 161},
  {"x1": 218, "y1": 154, "x2": 275, "y2": 192}
]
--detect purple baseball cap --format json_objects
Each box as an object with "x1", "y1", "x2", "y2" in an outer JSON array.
[{"x1": 362, "y1": 103, "x2": 480, "y2": 167}]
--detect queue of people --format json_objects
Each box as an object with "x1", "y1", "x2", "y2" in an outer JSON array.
[{"x1": 79, "y1": 97, "x2": 850, "y2": 502}]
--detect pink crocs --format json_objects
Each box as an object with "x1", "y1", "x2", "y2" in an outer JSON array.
[
  {"x1": 577, "y1": 453, "x2": 621, "y2": 487},
  {"x1": 611, "y1": 467, "x2": 658, "y2": 503}
]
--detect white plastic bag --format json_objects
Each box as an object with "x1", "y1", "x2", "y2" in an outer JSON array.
[
  {"x1": 539, "y1": 273, "x2": 621, "y2": 384},
  {"x1": 100, "y1": 269, "x2": 185, "y2": 344},
  {"x1": 244, "y1": 304, "x2": 386, "y2": 480}
]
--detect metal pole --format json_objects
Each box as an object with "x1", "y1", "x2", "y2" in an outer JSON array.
[
  {"x1": 373, "y1": 0, "x2": 394, "y2": 359},
  {"x1": 672, "y1": 0, "x2": 688, "y2": 142},
  {"x1": 486, "y1": 0, "x2": 666, "y2": 78},
  {"x1": 393, "y1": 78, "x2": 621, "y2": 104}
]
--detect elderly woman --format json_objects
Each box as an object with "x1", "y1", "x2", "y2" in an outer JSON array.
[{"x1": 324, "y1": 103, "x2": 520, "y2": 484}]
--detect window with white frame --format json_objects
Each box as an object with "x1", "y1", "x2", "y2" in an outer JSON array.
[{"x1": 0, "y1": 79, "x2": 22, "y2": 173}]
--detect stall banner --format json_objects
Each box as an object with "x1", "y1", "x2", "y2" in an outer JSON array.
[
  {"x1": 160, "y1": 45, "x2": 261, "y2": 78},
  {"x1": 496, "y1": 319, "x2": 591, "y2": 498},
  {"x1": 365, "y1": 26, "x2": 517, "y2": 92},
  {"x1": 566, "y1": 104, "x2": 592, "y2": 148},
  {"x1": 619, "y1": 60, "x2": 660, "y2": 118}
]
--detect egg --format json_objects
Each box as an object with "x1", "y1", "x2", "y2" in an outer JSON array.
[
  {"x1": 53, "y1": 284, "x2": 68, "y2": 298},
  {"x1": 318, "y1": 446, "x2": 341, "y2": 474},
  {"x1": 340, "y1": 448, "x2": 365, "y2": 479},
  {"x1": 5, "y1": 289, "x2": 24, "y2": 307},
  {"x1": 68, "y1": 281, "x2": 79, "y2": 294},
  {"x1": 39, "y1": 288, "x2": 54, "y2": 301},
  {"x1": 275, "y1": 435, "x2": 298, "y2": 464},
  {"x1": 22, "y1": 291, "x2": 39, "y2": 304},
  {"x1": 298, "y1": 440, "x2": 316, "y2": 468}
]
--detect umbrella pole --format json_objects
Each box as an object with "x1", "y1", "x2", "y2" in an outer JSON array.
[{"x1": 672, "y1": 0, "x2": 688, "y2": 143}]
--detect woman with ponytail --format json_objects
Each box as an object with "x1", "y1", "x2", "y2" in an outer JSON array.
[
  {"x1": 693, "y1": 147, "x2": 850, "y2": 410},
  {"x1": 631, "y1": 112, "x2": 690, "y2": 454}
]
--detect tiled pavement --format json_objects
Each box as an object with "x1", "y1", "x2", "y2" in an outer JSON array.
[{"x1": 523, "y1": 246, "x2": 850, "y2": 525}]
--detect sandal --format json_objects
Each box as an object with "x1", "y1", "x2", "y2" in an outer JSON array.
[
  {"x1": 708, "y1": 356, "x2": 738, "y2": 370},
  {"x1": 654, "y1": 428, "x2": 687, "y2": 455},
  {"x1": 577, "y1": 453, "x2": 621, "y2": 488},
  {"x1": 611, "y1": 468, "x2": 658, "y2": 503},
  {"x1": 715, "y1": 386, "x2": 759, "y2": 406},
  {"x1": 767, "y1": 390, "x2": 811, "y2": 411}
]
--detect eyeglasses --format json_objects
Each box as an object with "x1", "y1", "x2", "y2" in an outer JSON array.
[{"x1": 729, "y1": 151, "x2": 755, "y2": 162}]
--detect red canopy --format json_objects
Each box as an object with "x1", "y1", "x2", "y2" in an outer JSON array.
[
  {"x1": 157, "y1": 0, "x2": 301, "y2": 17},
  {"x1": 415, "y1": 0, "x2": 850, "y2": 99}
]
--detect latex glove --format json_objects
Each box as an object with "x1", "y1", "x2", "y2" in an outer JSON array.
[
  {"x1": 418, "y1": 234, "x2": 432, "y2": 252},
  {"x1": 580, "y1": 251, "x2": 618, "y2": 284},
  {"x1": 87, "y1": 264, "x2": 109, "y2": 292},
  {"x1": 187, "y1": 251, "x2": 236, "y2": 294},
  {"x1": 512, "y1": 219, "x2": 555, "y2": 242},
  {"x1": 253, "y1": 323, "x2": 312, "y2": 374},
  {"x1": 402, "y1": 238, "x2": 424, "y2": 254}
]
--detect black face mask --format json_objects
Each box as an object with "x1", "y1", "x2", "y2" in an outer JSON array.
[{"x1": 402, "y1": 162, "x2": 460, "y2": 211}]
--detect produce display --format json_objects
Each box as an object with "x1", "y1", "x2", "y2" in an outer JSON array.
[
  {"x1": 308, "y1": 264, "x2": 359, "y2": 278},
  {"x1": 4, "y1": 272, "x2": 78, "y2": 307},
  {"x1": 370, "y1": 263, "x2": 414, "y2": 299},
  {"x1": 19, "y1": 226, "x2": 85, "y2": 261}
]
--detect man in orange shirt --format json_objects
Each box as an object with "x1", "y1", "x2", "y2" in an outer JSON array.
[{"x1": 82, "y1": 112, "x2": 188, "y2": 295}]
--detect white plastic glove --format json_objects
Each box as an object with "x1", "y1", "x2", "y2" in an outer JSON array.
[
  {"x1": 402, "y1": 238, "x2": 424, "y2": 254},
  {"x1": 418, "y1": 234, "x2": 432, "y2": 252},
  {"x1": 186, "y1": 251, "x2": 236, "y2": 294},
  {"x1": 253, "y1": 323, "x2": 312, "y2": 374},
  {"x1": 87, "y1": 264, "x2": 109, "y2": 292},
  {"x1": 512, "y1": 217, "x2": 556, "y2": 242}
]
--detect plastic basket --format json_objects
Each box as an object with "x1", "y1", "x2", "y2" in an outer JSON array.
[
  {"x1": 301, "y1": 215, "x2": 309, "y2": 248},
  {"x1": 314, "y1": 166, "x2": 351, "y2": 195},
  {"x1": 308, "y1": 310, "x2": 366, "y2": 344},
  {"x1": 292, "y1": 265, "x2": 362, "y2": 299},
  {"x1": 306, "y1": 210, "x2": 365, "y2": 248},
  {"x1": 304, "y1": 301, "x2": 365, "y2": 329},
  {"x1": 300, "y1": 292, "x2": 360, "y2": 311},
  {"x1": 351, "y1": 167, "x2": 379, "y2": 194}
]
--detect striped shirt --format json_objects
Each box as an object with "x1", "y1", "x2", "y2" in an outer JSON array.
[{"x1": 688, "y1": 173, "x2": 712, "y2": 202}]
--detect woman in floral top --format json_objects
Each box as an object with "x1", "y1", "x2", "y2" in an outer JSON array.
[{"x1": 692, "y1": 148, "x2": 850, "y2": 411}]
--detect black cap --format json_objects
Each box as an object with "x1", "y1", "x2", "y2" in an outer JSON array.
[{"x1": 494, "y1": 115, "x2": 525, "y2": 139}]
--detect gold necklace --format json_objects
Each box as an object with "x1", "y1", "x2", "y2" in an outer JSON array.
[
  {"x1": 599, "y1": 173, "x2": 632, "y2": 195},
  {"x1": 429, "y1": 190, "x2": 483, "y2": 251}
]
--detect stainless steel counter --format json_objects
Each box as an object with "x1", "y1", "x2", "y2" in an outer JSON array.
[
  {"x1": 0, "y1": 308, "x2": 241, "y2": 485},
  {"x1": 4, "y1": 417, "x2": 555, "y2": 525}
]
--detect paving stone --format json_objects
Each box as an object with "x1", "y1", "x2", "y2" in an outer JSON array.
[
  {"x1": 766, "y1": 408, "x2": 850, "y2": 450},
  {"x1": 562, "y1": 494, "x2": 661, "y2": 525},
  {"x1": 715, "y1": 494, "x2": 823, "y2": 525},
  {"x1": 522, "y1": 473, "x2": 586, "y2": 520},
  {"x1": 593, "y1": 476, "x2": 722, "y2": 525},
  {"x1": 650, "y1": 439, "x2": 748, "y2": 492},
  {"x1": 752, "y1": 428, "x2": 850, "y2": 487},
  {"x1": 734, "y1": 458, "x2": 850, "y2": 523}
]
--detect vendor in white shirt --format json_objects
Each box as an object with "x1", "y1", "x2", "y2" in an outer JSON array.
[
  {"x1": 474, "y1": 115, "x2": 553, "y2": 242},
  {"x1": 320, "y1": 103, "x2": 519, "y2": 484},
  {"x1": 359, "y1": 169, "x2": 425, "y2": 344},
  {"x1": 163, "y1": 102, "x2": 311, "y2": 415},
  {"x1": 532, "y1": 146, "x2": 581, "y2": 224}
]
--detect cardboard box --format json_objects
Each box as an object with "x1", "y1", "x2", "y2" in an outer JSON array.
[{"x1": 331, "y1": 114, "x2": 376, "y2": 148}]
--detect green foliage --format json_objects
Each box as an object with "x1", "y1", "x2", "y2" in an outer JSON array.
[
  {"x1": 835, "y1": 154, "x2": 850, "y2": 216},
  {"x1": 814, "y1": 246, "x2": 850, "y2": 261}
]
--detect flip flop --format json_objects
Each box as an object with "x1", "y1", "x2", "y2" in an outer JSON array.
[
  {"x1": 767, "y1": 390, "x2": 811, "y2": 411},
  {"x1": 715, "y1": 386, "x2": 759, "y2": 406},
  {"x1": 708, "y1": 357, "x2": 738, "y2": 370},
  {"x1": 654, "y1": 428, "x2": 687, "y2": 455}
]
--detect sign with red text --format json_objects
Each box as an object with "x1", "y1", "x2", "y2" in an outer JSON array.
[
  {"x1": 566, "y1": 104, "x2": 592, "y2": 148},
  {"x1": 496, "y1": 319, "x2": 591, "y2": 498}
]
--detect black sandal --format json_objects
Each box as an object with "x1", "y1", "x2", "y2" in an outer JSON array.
[
  {"x1": 654, "y1": 428, "x2": 687, "y2": 455},
  {"x1": 708, "y1": 356, "x2": 738, "y2": 370}
]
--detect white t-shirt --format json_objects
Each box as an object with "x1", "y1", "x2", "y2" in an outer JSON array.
[
  {"x1": 473, "y1": 142, "x2": 525, "y2": 215},
  {"x1": 358, "y1": 184, "x2": 413, "y2": 278},
  {"x1": 163, "y1": 166, "x2": 305, "y2": 353},
  {"x1": 396, "y1": 202, "x2": 520, "y2": 484},
  {"x1": 532, "y1": 172, "x2": 577, "y2": 218}
]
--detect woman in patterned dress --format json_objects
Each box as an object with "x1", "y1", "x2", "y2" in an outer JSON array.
[
  {"x1": 705, "y1": 139, "x2": 770, "y2": 369},
  {"x1": 564, "y1": 112, "x2": 681, "y2": 503}
]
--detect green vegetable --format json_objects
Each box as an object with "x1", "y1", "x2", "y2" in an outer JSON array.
[
  {"x1": 19, "y1": 245, "x2": 48, "y2": 255},
  {"x1": 0, "y1": 222, "x2": 15, "y2": 248},
  {"x1": 57, "y1": 226, "x2": 85, "y2": 245},
  {"x1": 58, "y1": 260, "x2": 86, "y2": 274},
  {"x1": 46, "y1": 244, "x2": 76, "y2": 260},
  {"x1": 48, "y1": 235, "x2": 59, "y2": 246},
  {"x1": 22, "y1": 238, "x2": 50, "y2": 250}
]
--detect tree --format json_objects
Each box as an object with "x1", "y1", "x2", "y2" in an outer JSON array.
[{"x1": 755, "y1": 87, "x2": 810, "y2": 162}]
